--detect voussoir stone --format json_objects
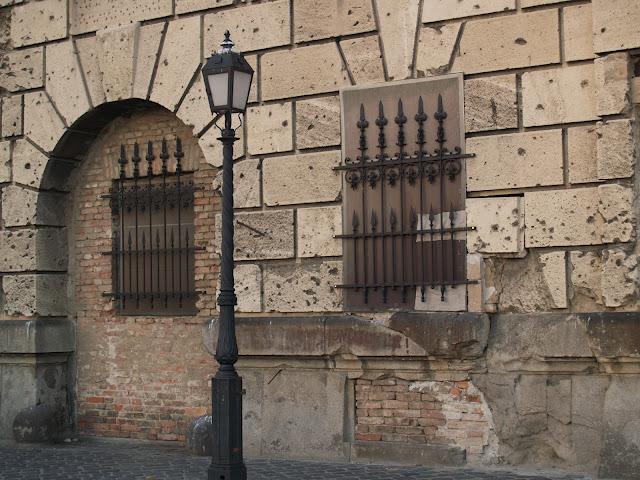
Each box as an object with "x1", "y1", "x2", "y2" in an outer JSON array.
[
  {"x1": 297, "y1": 205, "x2": 342, "y2": 258},
  {"x1": 70, "y1": 0, "x2": 172, "y2": 35},
  {"x1": 592, "y1": 0, "x2": 640, "y2": 53},
  {"x1": 341, "y1": 36, "x2": 385, "y2": 85},
  {"x1": 0, "y1": 47, "x2": 44, "y2": 93},
  {"x1": 176, "y1": 78, "x2": 210, "y2": 135},
  {"x1": 294, "y1": 0, "x2": 375, "y2": 42},
  {"x1": 596, "y1": 119, "x2": 635, "y2": 180},
  {"x1": 246, "y1": 103, "x2": 293, "y2": 155},
  {"x1": 12, "y1": 138, "x2": 50, "y2": 188},
  {"x1": 2, "y1": 95, "x2": 23, "y2": 138},
  {"x1": 594, "y1": 52, "x2": 631, "y2": 116},
  {"x1": 423, "y1": 0, "x2": 514, "y2": 22},
  {"x1": 568, "y1": 125, "x2": 599, "y2": 185},
  {"x1": 415, "y1": 23, "x2": 461, "y2": 78},
  {"x1": 11, "y1": 0, "x2": 67, "y2": 47},
  {"x1": 97, "y1": 24, "x2": 138, "y2": 102},
  {"x1": 2, "y1": 185, "x2": 65, "y2": 227},
  {"x1": 464, "y1": 75, "x2": 517, "y2": 133},
  {"x1": 3, "y1": 274, "x2": 67, "y2": 316},
  {"x1": 199, "y1": 122, "x2": 245, "y2": 168},
  {"x1": 75, "y1": 36, "x2": 106, "y2": 107},
  {"x1": 466, "y1": 197, "x2": 524, "y2": 254},
  {"x1": 176, "y1": 0, "x2": 232, "y2": 14},
  {"x1": 23, "y1": 92, "x2": 65, "y2": 154},
  {"x1": 212, "y1": 157, "x2": 260, "y2": 209},
  {"x1": 564, "y1": 4, "x2": 594, "y2": 62},
  {"x1": 376, "y1": 0, "x2": 420, "y2": 81},
  {"x1": 132, "y1": 22, "x2": 165, "y2": 101},
  {"x1": 0, "y1": 141, "x2": 10, "y2": 182},
  {"x1": 295, "y1": 96, "x2": 341, "y2": 150},
  {"x1": 0, "y1": 228, "x2": 67, "y2": 273}
]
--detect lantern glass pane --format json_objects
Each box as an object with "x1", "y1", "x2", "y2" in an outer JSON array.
[
  {"x1": 208, "y1": 73, "x2": 229, "y2": 107},
  {"x1": 232, "y1": 71, "x2": 252, "y2": 111}
]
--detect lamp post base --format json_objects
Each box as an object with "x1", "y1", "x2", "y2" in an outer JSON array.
[{"x1": 208, "y1": 463, "x2": 247, "y2": 480}]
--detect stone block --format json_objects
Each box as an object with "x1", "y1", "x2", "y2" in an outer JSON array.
[
  {"x1": 422, "y1": 0, "x2": 514, "y2": 22},
  {"x1": 596, "y1": 120, "x2": 635, "y2": 180},
  {"x1": 453, "y1": 10, "x2": 560, "y2": 75},
  {"x1": 464, "y1": 75, "x2": 517, "y2": 133},
  {"x1": 341, "y1": 36, "x2": 385, "y2": 85},
  {"x1": 212, "y1": 158, "x2": 260, "y2": 209},
  {"x1": 0, "y1": 141, "x2": 10, "y2": 183},
  {"x1": 415, "y1": 23, "x2": 461, "y2": 78},
  {"x1": 246, "y1": 103, "x2": 293, "y2": 155},
  {"x1": 176, "y1": 78, "x2": 211, "y2": 135},
  {"x1": 570, "y1": 250, "x2": 602, "y2": 304},
  {"x1": 563, "y1": 4, "x2": 593, "y2": 62},
  {"x1": 75, "y1": 36, "x2": 106, "y2": 107},
  {"x1": 12, "y1": 138, "x2": 50, "y2": 188},
  {"x1": 515, "y1": 375, "x2": 546, "y2": 415},
  {"x1": 466, "y1": 130, "x2": 563, "y2": 191},
  {"x1": 23, "y1": 92, "x2": 65, "y2": 155},
  {"x1": 414, "y1": 284, "x2": 466, "y2": 312},
  {"x1": 2, "y1": 95, "x2": 22, "y2": 138},
  {"x1": 204, "y1": 0, "x2": 290, "y2": 53},
  {"x1": 601, "y1": 249, "x2": 638, "y2": 307},
  {"x1": 547, "y1": 377, "x2": 571, "y2": 424},
  {"x1": 2, "y1": 186, "x2": 65, "y2": 227},
  {"x1": 522, "y1": 0, "x2": 572, "y2": 5},
  {"x1": 96, "y1": 24, "x2": 137, "y2": 103},
  {"x1": 11, "y1": 0, "x2": 67, "y2": 47},
  {"x1": 261, "y1": 43, "x2": 348, "y2": 101},
  {"x1": 150, "y1": 16, "x2": 201, "y2": 111},
  {"x1": 294, "y1": 0, "x2": 375, "y2": 42},
  {"x1": 46, "y1": 41, "x2": 91, "y2": 126},
  {"x1": 295, "y1": 96, "x2": 341, "y2": 150},
  {"x1": 376, "y1": 0, "x2": 420, "y2": 80},
  {"x1": 0, "y1": 47, "x2": 44, "y2": 92},
  {"x1": 598, "y1": 183, "x2": 634, "y2": 244},
  {"x1": 2, "y1": 274, "x2": 67, "y2": 317},
  {"x1": 297, "y1": 206, "x2": 342, "y2": 258},
  {"x1": 567, "y1": 125, "x2": 598, "y2": 184},
  {"x1": 215, "y1": 264, "x2": 261, "y2": 313},
  {"x1": 0, "y1": 228, "x2": 67, "y2": 273},
  {"x1": 199, "y1": 122, "x2": 245, "y2": 168},
  {"x1": 246, "y1": 55, "x2": 258, "y2": 104},
  {"x1": 263, "y1": 151, "x2": 341, "y2": 206},
  {"x1": 523, "y1": 64, "x2": 596, "y2": 126},
  {"x1": 595, "y1": 53, "x2": 631, "y2": 116},
  {"x1": 132, "y1": 22, "x2": 165, "y2": 101},
  {"x1": 215, "y1": 210, "x2": 294, "y2": 261},
  {"x1": 539, "y1": 252, "x2": 567, "y2": 309},
  {"x1": 466, "y1": 197, "x2": 524, "y2": 254},
  {"x1": 263, "y1": 260, "x2": 342, "y2": 312},
  {"x1": 70, "y1": 0, "x2": 172, "y2": 35},
  {"x1": 592, "y1": 0, "x2": 640, "y2": 53},
  {"x1": 176, "y1": 0, "x2": 232, "y2": 14}
]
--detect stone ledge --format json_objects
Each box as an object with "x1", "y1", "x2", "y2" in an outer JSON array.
[
  {"x1": 350, "y1": 440, "x2": 465, "y2": 467},
  {"x1": 0, "y1": 318, "x2": 75, "y2": 354}
]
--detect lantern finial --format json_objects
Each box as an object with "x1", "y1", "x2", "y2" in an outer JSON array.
[{"x1": 220, "y1": 30, "x2": 234, "y2": 53}]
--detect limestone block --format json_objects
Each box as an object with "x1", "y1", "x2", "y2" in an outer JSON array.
[
  {"x1": 567, "y1": 125, "x2": 598, "y2": 184},
  {"x1": 547, "y1": 377, "x2": 572, "y2": 424},
  {"x1": 296, "y1": 96, "x2": 341, "y2": 150},
  {"x1": 246, "y1": 103, "x2": 293, "y2": 155},
  {"x1": 261, "y1": 43, "x2": 348, "y2": 101},
  {"x1": 594, "y1": 53, "x2": 631, "y2": 116},
  {"x1": 176, "y1": 78, "x2": 211, "y2": 135},
  {"x1": 96, "y1": 24, "x2": 138, "y2": 102},
  {"x1": 0, "y1": 228, "x2": 67, "y2": 273},
  {"x1": 522, "y1": 64, "x2": 596, "y2": 127},
  {"x1": 11, "y1": 0, "x2": 67, "y2": 47},
  {"x1": 414, "y1": 283, "x2": 466, "y2": 312},
  {"x1": 564, "y1": 4, "x2": 594, "y2": 62},
  {"x1": 340, "y1": 36, "x2": 385, "y2": 85},
  {"x1": 176, "y1": 0, "x2": 232, "y2": 14},
  {"x1": 246, "y1": 55, "x2": 258, "y2": 104},
  {"x1": 464, "y1": 75, "x2": 517, "y2": 133},
  {"x1": 598, "y1": 184, "x2": 634, "y2": 244},
  {"x1": 422, "y1": 0, "x2": 514, "y2": 22},
  {"x1": 46, "y1": 41, "x2": 91, "y2": 126},
  {"x1": 0, "y1": 47, "x2": 44, "y2": 92},
  {"x1": 263, "y1": 151, "x2": 341, "y2": 206},
  {"x1": 204, "y1": 0, "x2": 290, "y2": 53},
  {"x1": 453, "y1": 10, "x2": 560, "y2": 75},
  {"x1": 263, "y1": 260, "x2": 342, "y2": 312},
  {"x1": 601, "y1": 249, "x2": 638, "y2": 307},
  {"x1": 150, "y1": 16, "x2": 201, "y2": 112},
  {"x1": 216, "y1": 264, "x2": 261, "y2": 312},
  {"x1": 23, "y1": 92, "x2": 65, "y2": 154},
  {"x1": 592, "y1": 0, "x2": 640, "y2": 53},
  {"x1": 467, "y1": 130, "x2": 563, "y2": 191},
  {"x1": 215, "y1": 210, "x2": 294, "y2": 261},
  {"x1": 2, "y1": 186, "x2": 65, "y2": 227},
  {"x1": 522, "y1": 0, "x2": 572, "y2": 5},
  {"x1": 596, "y1": 120, "x2": 635, "y2": 180},
  {"x1": 297, "y1": 206, "x2": 342, "y2": 258},
  {"x1": 12, "y1": 139, "x2": 50, "y2": 188},
  {"x1": 132, "y1": 22, "x2": 165, "y2": 100},
  {"x1": 539, "y1": 252, "x2": 567, "y2": 309},
  {"x1": 75, "y1": 36, "x2": 106, "y2": 107},
  {"x1": 2, "y1": 95, "x2": 22, "y2": 138},
  {"x1": 467, "y1": 255, "x2": 483, "y2": 312},
  {"x1": 415, "y1": 23, "x2": 461, "y2": 78},
  {"x1": 2, "y1": 274, "x2": 67, "y2": 317},
  {"x1": 375, "y1": 0, "x2": 420, "y2": 81},
  {"x1": 466, "y1": 197, "x2": 524, "y2": 254},
  {"x1": 212, "y1": 158, "x2": 260, "y2": 209},
  {"x1": 570, "y1": 251, "x2": 602, "y2": 304},
  {"x1": 70, "y1": 0, "x2": 172, "y2": 35},
  {"x1": 0, "y1": 141, "x2": 10, "y2": 183},
  {"x1": 515, "y1": 375, "x2": 546, "y2": 415},
  {"x1": 294, "y1": 0, "x2": 375, "y2": 42},
  {"x1": 199, "y1": 123, "x2": 245, "y2": 168}
]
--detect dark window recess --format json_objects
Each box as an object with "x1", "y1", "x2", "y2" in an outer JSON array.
[
  {"x1": 336, "y1": 91, "x2": 477, "y2": 310},
  {"x1": 103, "y1": 138, "x2": 202, "y2": 316}
]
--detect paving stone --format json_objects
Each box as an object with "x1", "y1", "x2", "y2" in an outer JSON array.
[
  {"x1": 70, "y1": 0, "x2": 173, "y2": 35},
  {"x1": 176, "y1": 0, "x2": 232, "y2": 14},
  {"x1": 594, "y1": 52, "x2": 631, "y2": 116},
  {"x1": 23, "y1": 92, "x2": 65, "y2": 154},
  {"x1": 596, "y1": 119, "x2": 635, "y2": 180},
  {"x1": 563, "y1": 4, "x2": 594, "y2": 62},
  {"x1": 295, "y1": 96, "x2": 341, "y2": 150},
  {"x1": 376, "y1": 0, "x2": 420, "y2": 81},
  {"x1": 2, "y1": 95, "x2": 22, "y2": 138},
  {"x1": 0, "y1": 141, "x2": 9, "y2": 183},
  {"x1": 96, "y1": 24, "x2": 138, "y2": 103},
  {"x1": 415, "y1": 23, "x2": 461, "y2": 78},
  {"x1": 464, "y1": 75, "x2": 517, "y2": 133},
  {"x1": 567, "y1": 125, "x2": 599, "y2": 185},
  {"x1": 11, "y1": 0, "x2": 67, "y2": 47},
  {"x1": 297, "y1": 205, "x2": 342, "y2": 258},
  {"x1": 12, "y1": 138, "x2": 50, "y2": 188},
  {"x1": 466, "y1": 197, "x2": 524, "y2": 254},
  {"x1": 75, "y1": 36, "x2": 106, "y2": 107},
  {"x1": 294, "y1": 0, "x2": 375, "y2": 42},
  {"x1": 0, "y1": 47, "x2": 44, "y2": 93},
  {"x1": 246, "y1": 103, "x2": 293, "y2": 155},
  {"x1": 341, "y1": 35, "x2": 385, "y2": 85},
  {"x1": 422, "y1": 0, "x2": 515, "y2": 22},
  {"x1": 132, "y1": 22, "x2": 165, "y2": 100},
  {"x1": 592, "y1": 0, "x2": 640, "y2": 53}
]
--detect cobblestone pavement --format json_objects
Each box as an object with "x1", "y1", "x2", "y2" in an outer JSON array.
[{"x1": 0, "y1": 437, "x2": 591, "y2": 480}]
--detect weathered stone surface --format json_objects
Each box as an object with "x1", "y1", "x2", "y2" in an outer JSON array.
[
  {"x1": 567, "y1": 125, "x2": 598, "y2": 184},
  {"x1": 601, "y1": 249, "x2": 638, "y2": 307},
  {"x1": 297, "y1": 206, "x2": 342, "y2": 258},
  {"x1": 0, "y1": 47, "x2": 44, "y2": 92},
  {"x1": 11, "y1": 0, "x2": 67, "y2": 47},
  {"x1": 12, "y1": 404, "x2": 66, "y2": 443},
  {"x1": 176, "y1": 78, "x2": 210, "y2": 134},
  {"x1": 12, "y1": 138, "x2": 50, "y2": 188},
  {"x1": 341, "y1": 36, "x2": 385, "y2": 85},
  {"x1": 261, "y1": 43, "x2": 348, "y2": 101},
  {"x1": 96, "y1": 24, "x2": 137, "y2": 102},
  {"x1": 466, "y1": 197, "x2": 524, "y2": 254},
  {"x1": 522, "y1": 0, "x2": 572, "y2": 5},
  {"x1": 467, "y1": 130, "x2": 563, "y2": 191},
  {"x1": 464, "y1": 75, "x2": 517, "y2": 133},
  {"x1": 596, "y1": 120, "x2": 635, "y2": 180},
  {"x1": 422, "y1": 0, "x2": 514, "y2": 22},
  {"x1": 132, "y1": 22, "x2": 164, "y2": 100},
  {"x1": 414, "y1": 284, "x2": 466, "y2": 312},
  {"x1": 215, "y1": 264, "x2": 261, "y2": 312},
  {"x1": 570, "y1": 250, "x2": 602, "y2": 305},
  {"x1": 204, "y1": 0, "x2": 290, "y2": 53},
  {"x1": 246, "y1": 103, "x2": 293, "y2": 155},
  {"x1": 0, "y1": 141, "x2": 10, "y2": 182},
  {"x1": 70, "y1": 0, "x2": 172, "y2": 35},
  {"x1": 592, "y1": 0, "x2": 640, "y2": 53},
  {"x1": 246, "y1": 55, "x2": 258, "y2": 104},
  {"x1": 564, "y1": 4, "x2": 593, "y2": 62},
  {"x1": 539, "y1": 252, "x2": 567, "y2": 309},
  {"x1": 176, "y1": 0, "x2": 232, "y2": 14},
  {"x1": 523, "y1": 64, "x2": 596, "y2": 126},
  {"x1": 2, "y1": 186, "x2": 65, "y2": 227},
  {"x1": 263, "y1": 261, "x2": 342, "y2": 312},
  {"x1": 294, "y1": 0, "x2": 375, "y2": 42},
  {"x1": 3, "y1": 274, "x2": 67, "y2": 316},
  {"x1": 212, "y1": 157, "x2": 260, "y2": 209},
  {"x1": 215, "y1": 210, "x2": 294, "y2": 261},
  {"x1": 75, "y1": 36, "x2": 106, "y2": 107},
  {"x1": 376, "y1": 0, "x2": 420, "y2": 80},
  {"x1": 595, "y1": 53, "x2": 631, "y2": 117},
  {"x1": 453, "y1": 10, "x2": 560, "y2": 75},
  {"x1": 2, "y1": 95, "x2": 22, "y2": 138},
  {"x1": 46, "y1": 41, "x2": 91, "y2": 126},
  {"x1": 263, "y1": 151, "x2": 341, "y2": 206},
  {"x1": 150, "y1": 16, "x2": 201, "y2": 111},
  {"x1": 23, "y1": 92, "x2": 65, "y2": 154},
  {"x1": 295, "y1": 96, "x2": 341, "y2": 150},
  {"x1": 0, "y1": 229, "x2": 67, "y2": 273},
  {"x1": 415, "y1": 23, "x2": 461, "y2": 78},
  {"x1": 199, "y1": 122, "x2": 245, "y2": 168},
  {"x1": 515, "y1": 375, "x2": 546, "y2": 415},
  {"x1": 598, "y1": 183, "x2": 634, "y2": 244}
]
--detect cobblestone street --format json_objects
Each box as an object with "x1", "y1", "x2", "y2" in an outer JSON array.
[{"x1": 0, "y1": 438, "x2": 592, "y2": 480}]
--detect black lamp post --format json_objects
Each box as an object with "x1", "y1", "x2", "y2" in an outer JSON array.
[{"x1": 202, "y1": 31, "x2": 253, "y2": 480}]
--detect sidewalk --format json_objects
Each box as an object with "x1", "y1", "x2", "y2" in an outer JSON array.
[{"x1": 0, "y1": 437, "x2": 591, "y2": 480}]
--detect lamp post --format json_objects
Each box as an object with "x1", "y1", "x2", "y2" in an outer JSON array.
[{"x1": 202, "y1": 31, "x2": 254, "y2": 480}]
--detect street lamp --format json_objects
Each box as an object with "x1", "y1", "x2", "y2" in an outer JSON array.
[{"x1": 202, "y1": 30, "x2": 253, "y2": 480}]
